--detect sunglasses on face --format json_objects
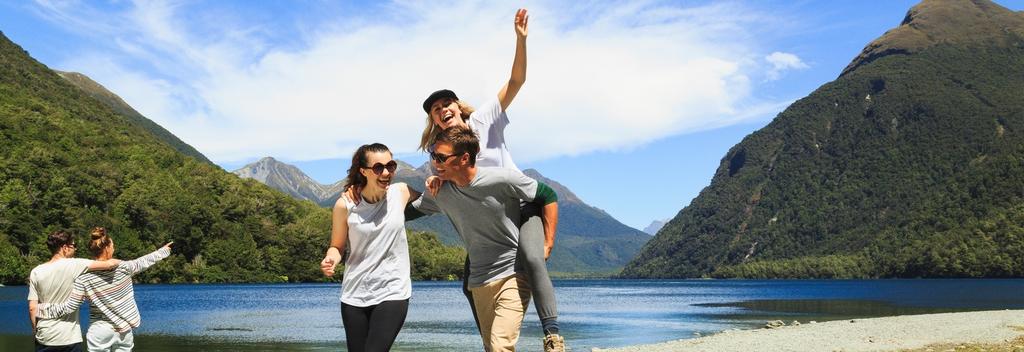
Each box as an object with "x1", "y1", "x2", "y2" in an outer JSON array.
[
  {"x1": 362, "y1": 160, "x2": 398, "y2": 175},
  {"x1": 430, "y1": 151, "x2": 461, "y2": 164}
]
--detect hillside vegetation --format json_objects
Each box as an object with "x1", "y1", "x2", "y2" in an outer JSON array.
[
  {"x1": 0, "y1": 31, "x2": 462, "y2": 284},
  {"x1": 622, "y1": 0, "x2": 1024, "y2": 279}
]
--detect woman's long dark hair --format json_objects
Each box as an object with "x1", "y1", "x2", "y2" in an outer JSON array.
[{"x1": 344, "y1": 143, "x2": 391, "y2": 191}]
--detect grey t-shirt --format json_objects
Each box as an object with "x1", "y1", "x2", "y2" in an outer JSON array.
[{"x1": 412, "y1": 167, "x2": 538, "y2": 287}]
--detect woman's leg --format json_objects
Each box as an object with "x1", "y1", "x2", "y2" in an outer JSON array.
[
  {"x1": 111, "y1": 330, "x2": 133, "y2": 352},
  {"x1": 363, "y1": 299, "x2": 410, "y2": 352},
  {"x1": 341, "y1": 302, "x2": 371, "y2": 352},
  {"x1": 85, "y1": 323, "x2": 116, "y2": 352},
  {"x1": 518, "y1": 202, "x2": 559, "y2": 335}
]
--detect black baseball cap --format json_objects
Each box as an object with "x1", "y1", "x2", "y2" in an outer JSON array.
[{"x1": 423, "y1": 89, "x2": 459, "y2": 113}]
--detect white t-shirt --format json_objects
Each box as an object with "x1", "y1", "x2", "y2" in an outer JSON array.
[
  {"x1": 28, "y1": 258, "x2": 91, "y2": 345},
  {"x1": 341, "y1": 185, "x2": 412, "y2": 307},
  {"x1": 469, "y1": 99, "x2": 519, "y2": 171}
]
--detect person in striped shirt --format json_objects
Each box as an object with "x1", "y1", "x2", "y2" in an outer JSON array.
[{"x1": 36, "y1": 227, "x2": 172, "y2": 352}]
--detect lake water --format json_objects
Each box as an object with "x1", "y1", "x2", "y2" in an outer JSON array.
[{"x1": 3, "y1": 279, "x2": 1024, "y2": 351}]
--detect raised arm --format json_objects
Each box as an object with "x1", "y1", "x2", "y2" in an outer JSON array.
[
  {"x1": 497, "y1": 8, "x2": 528, "y2": 112},
  {"x1": 36, "y1": 280, "x2": 87, "y2": 319},
  {"x1": 321, "y1": 197, "x2": 350, "y2": 277},
  {"x1": 121, "y1": 243, "x2": 173, "y2": 275}
]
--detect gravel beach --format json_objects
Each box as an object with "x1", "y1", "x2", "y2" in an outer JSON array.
[{"x1": 593, "y1": 310, "x2": 1024, "y2": 352}]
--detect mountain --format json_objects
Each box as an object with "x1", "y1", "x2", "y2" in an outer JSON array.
[
  {"x1": 232, "y1": 157, "x2": 339, "y2": 204},
  {"x1": 231, "y1": 157, "x2": 418, "y2": 207},
  {"x1": 522, "y1": 169, "x2": 652, "y2": 274},
  {"x1": 643, "y1": 220, "x2": 668, "y2": 236},
  {"x1": 0, "y1": 31, "x2": 463, "y2": 284},
  {"x1": 235, "y1": 158, "x2": 652, "y2": 274},
  {"x1": 53, "y1": 70, "x2": 213, "y2": 165},
  {"x1": 622, "y1": 0, "x2": 1024, "y2": 279}
]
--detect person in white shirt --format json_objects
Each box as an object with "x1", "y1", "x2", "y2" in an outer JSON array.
[
  {"x1": 28, "y1": 230, "x2": 121, "y2": 352},
  {"x1": 321, "y1": 143, "x2": 421, "y2": 352}
]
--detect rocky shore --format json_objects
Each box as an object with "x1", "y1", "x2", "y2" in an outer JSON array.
[{"x1": 593, "y1": 310, "x2": 1024, "y2": 352}]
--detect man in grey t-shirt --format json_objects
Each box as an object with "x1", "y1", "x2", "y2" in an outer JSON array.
[
  {"x1": 28, "y1": 230, "x2": 120, "y2": 352},
  {"x1": 412, "y1": 126, "x2": 558, "y2": 351}
]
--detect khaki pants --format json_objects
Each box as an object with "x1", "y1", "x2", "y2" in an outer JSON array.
[{"x1": 470, "y1": 274, "x2": 532, "y2": 352}]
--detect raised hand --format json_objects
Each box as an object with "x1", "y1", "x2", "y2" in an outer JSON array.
[{"x1": 515, "y1": 8, "x2": 529, "y2": 38}]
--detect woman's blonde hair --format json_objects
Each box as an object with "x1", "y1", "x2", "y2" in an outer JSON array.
[
  {"x1": 89, "y1": 227, "x2": 112, "y2": 258},
  {"x1": 418, "y1": 100, "x2": 476, "y2": 151}
]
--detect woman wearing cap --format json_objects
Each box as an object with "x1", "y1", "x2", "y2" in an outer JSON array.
[
  {"x1": 418, "y1": 8, "x2": 565, "y2": 352},
  {"x1": 321, "y1": 143, "x2": 419, "y2": 352}
]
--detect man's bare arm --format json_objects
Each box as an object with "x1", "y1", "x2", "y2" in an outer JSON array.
[{"x1": 28, "y1": 299, "x2": 37, "y2": 333}]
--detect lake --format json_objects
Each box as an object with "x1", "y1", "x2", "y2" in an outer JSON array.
[{"x1": 3, "y1": 279, "x2": 1024, "y2": 351}]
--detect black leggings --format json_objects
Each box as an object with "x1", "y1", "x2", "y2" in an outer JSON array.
[{"x1": 341, "y1": 299, "x2": 409, "y2": 352}]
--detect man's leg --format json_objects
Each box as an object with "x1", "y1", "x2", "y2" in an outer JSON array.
[
  {"x1": 34, "y1": 342, "x2": 83, "y2": 352},
  {"x1": 489, "y1": 274, "x2": 532, "y2": 352},
  {"x1": 470, "y1": 278, "x2": 504, "y2": 352},
  {"x1": 363, "y1": 299, "x2": 409, "y2": 352}
]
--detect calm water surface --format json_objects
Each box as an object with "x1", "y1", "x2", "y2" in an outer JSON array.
[{"x1": 3, "y1": 279, "x2": 1024, "y2": 351}]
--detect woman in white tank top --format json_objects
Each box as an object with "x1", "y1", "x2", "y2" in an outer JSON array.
[{"x1": 320, "y1": 143, "x2": 421, "y2": 352}]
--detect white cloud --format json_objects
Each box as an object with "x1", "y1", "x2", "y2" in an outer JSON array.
[
  {"x1": 31, "y1": 0, "x2": 793, "y2": 164},
  {"x1": 765, "y1": 51, "x2": 809, "y2": 81}
]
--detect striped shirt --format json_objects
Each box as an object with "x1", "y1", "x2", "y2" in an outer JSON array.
[{"x1": 37, "y1": 247, "x2": 170, "y2": 332}]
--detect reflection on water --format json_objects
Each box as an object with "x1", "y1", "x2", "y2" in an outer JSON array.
[{"x1": 2, "y1": 279, "x2": 1024, "y2": 351}]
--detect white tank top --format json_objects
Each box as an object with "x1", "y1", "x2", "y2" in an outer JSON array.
[{"x1": 340, "y1": 185, "x2": 411, "y2": 306}]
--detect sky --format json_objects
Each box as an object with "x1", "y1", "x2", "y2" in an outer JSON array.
[{"x1": 3, "y1": 0, "x2": 1023, "y2": 230}]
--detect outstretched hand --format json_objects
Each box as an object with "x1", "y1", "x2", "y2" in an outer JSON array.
[
  {"x1": 515, "y1": 8, "x2": 528, "y2": 38},
  {"x1": 162, "y1": 242, "x2": 173, "y2": 251}
]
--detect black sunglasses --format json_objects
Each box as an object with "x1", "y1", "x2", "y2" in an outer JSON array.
[
  {"x1": 362, "y1": 160, "x2": 398, "y2": 175},
  {"x1": 430, "y1": 151, "x2": 462, "y2": 164}
]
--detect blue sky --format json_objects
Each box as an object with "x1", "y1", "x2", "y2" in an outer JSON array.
[{"x1": 3, "y1": 0, "x2": 1023, "y2": 230}]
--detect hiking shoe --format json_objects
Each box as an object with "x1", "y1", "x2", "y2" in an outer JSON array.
[{"x1": 543, "y1": 334, "x2": 565, "y2": 352}]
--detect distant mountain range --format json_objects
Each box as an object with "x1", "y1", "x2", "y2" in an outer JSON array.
[
  {"x1": 622, "y1": 0, "x2": 1024, "y2": 279},
  {"x1": 233, "y1": 157, "x2": 652, "y2": 274}
]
